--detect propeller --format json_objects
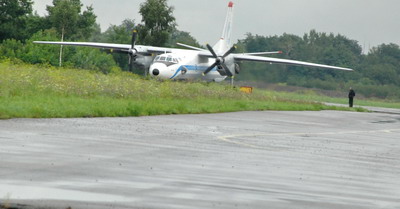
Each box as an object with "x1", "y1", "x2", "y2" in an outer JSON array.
[
  {"x1": 202, "y1": 44, "x2": 236, "y2": 78},
  {"x1": 128, "y1": 30, "x2": 138, "y2": 71}
]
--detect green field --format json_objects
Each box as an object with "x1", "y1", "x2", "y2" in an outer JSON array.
[{"x1": 0, "y1": 60, "x2": 381, "y2": 119}]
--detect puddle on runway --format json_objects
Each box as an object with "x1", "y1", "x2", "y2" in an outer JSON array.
[{"x1": 371, "y1": 120, "x2": 397, "y2": 124}]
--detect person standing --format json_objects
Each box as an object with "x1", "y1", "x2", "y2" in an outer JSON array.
[{"x1": 348, "y1": 87, "x2": 356, "y2": 107}]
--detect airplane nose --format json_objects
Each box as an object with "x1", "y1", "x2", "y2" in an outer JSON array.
[
  {"x1": 150, "y1": 63, "x2": 171, "y2": 79},
  {"x1": 152, "y1": 69, "x2": 160, "y2": 76}
]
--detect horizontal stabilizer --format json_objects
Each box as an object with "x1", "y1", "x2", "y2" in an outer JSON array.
[{"x1": 176, "y1": 43, "x2": 205, "y2": 51}]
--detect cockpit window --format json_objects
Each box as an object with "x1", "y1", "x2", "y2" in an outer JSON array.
[{"x1": 154, "y1": 54, "x2": 180, "y2": 65}]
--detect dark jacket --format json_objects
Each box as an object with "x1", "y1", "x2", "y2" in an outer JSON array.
[{"x1": 348, "y1": 89, "x2": 356, "y2": 98}]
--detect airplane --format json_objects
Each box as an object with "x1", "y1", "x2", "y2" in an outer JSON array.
[{"x1": 34, "y1": 1, "x2": 353, "y2": 83}]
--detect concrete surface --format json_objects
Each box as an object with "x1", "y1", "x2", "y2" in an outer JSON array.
[
  {"x1": 325, "y1": 102, "x2": 400, "y2": 114},
  {"x1": 1, "y1": 110, "x2": 400, "y2": 209}
]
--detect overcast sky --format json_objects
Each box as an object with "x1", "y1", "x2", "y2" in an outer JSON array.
[{"x1": 32, "y1": 0, "x2": 399, "y2": 51}]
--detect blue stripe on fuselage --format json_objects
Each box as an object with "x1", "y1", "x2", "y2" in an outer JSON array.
[{"x1": 170, "y1": 65, "x2": 217, "y2": 79}]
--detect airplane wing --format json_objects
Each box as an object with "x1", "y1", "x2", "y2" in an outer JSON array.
[
  {"x1": 243, "y1": 51, "x2": 282, "y2": 56},
  {"x1": 233, "y1": 54, "x2": 353, "y2": 71},
  {"x1": 34, "y1": 41, "x2": 130, "y2": 50},
  {"x1": 33, "y1": 41, "x2": 172, "y2": 54}
]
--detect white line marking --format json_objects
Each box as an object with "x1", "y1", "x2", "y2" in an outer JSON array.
[{"x1": 218, "y1": 129, "x2": 400, "y2": 149}]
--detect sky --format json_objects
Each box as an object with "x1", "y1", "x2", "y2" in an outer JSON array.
[{"x1": 32, "y1": 0, "x2": 400, "y2": 52}]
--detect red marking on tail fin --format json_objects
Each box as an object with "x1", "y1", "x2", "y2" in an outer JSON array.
[{"x1": 228, "y1": 1, "x2": 234, "y2": 8}]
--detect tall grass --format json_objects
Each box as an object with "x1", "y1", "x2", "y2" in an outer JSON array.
[{"x1": 0, "y1": 60, "x2": 358, "y2": 119}]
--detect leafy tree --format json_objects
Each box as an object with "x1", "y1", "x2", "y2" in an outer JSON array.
[
  {"x1": 74, "y1": 5, "x2": 97, "y2": 40},
  {"x1": 46, "y1": 0, "x2": 81, "y2": 40},
  {"x1": 361, "y1": 43, "x2": 400, "y2": 85},
  {"x1": 167, "y1": 29, "x2": 201, "y2": 48},
  {"x1": 21, "y1": 29, "x2": 60, "y2": 65},
  {"x1": 25, "y1": 13, "x2": 52, "y2": 38},
  {"x1": 138, "y1": 0, "x2": 176, "y2": 46},
  {"x1": 0, "y1": 29, "x2": 119, "y2": 73},
  {"x1": 0, "y1": 39, "x2": 24, "y2": 59},
  {"x1": 46, "y1": 0, "x2": 96, "y2": 40},
  {"x1": 0, "y1": 0, "x2": 33, "y2": 41},
  {"x1": 46, "y1": 0, "x2": 80, "y2": 66},
  {"x1": 69, "y1": 47, "x2": 119, "y2": 74},
  {"x1": 100, "y1": 19, "x2": 137, "y2": 70},
  {"x1": 101, "y1": 19, "x2": 136, "y2": 44},
  {"x1": 235, "y1": 31, "x2": 400, "y2": 100},
  {"x1": 237, "y1": 33, "x2": 297, "y2": 82},
  {"x1": 237, "y1": 31, "x2": 363, "y2": 84},
  {"x1": 0, "y1": 29, "x2": 59, "y2": 64},
  {"x1": 46, "y1": 0, "x2": 97, "y2": 66},
  {"x1": 89, "y1": 23, "x2": 102, "y2": 42}
]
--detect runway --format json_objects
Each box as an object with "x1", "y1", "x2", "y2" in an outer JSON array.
[{"x1": 1, "y1": 110, "x2": 400, "y2": 209}]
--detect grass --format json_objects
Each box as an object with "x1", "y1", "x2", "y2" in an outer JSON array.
[
  {"x1": 269, "y1": 89, "x2": 400, "y2": 109},
  {"x1": 0, "y1": 60, "x2": 367, "y2": 119}
]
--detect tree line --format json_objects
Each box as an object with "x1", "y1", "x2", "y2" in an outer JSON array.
[
  {"x1": 0, "y1": 0, "x2": 198, "y2": 73},
  {"x1": 236, "y1": 31, "x2": 400, "y2": 99},
  {"x1": 1, "y1": 0, "x2": 399, "y2": 100}
]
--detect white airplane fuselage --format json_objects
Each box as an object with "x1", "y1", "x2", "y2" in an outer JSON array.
[{"x1": 148, "y1": 46, "x2": 234, "y2": 82}]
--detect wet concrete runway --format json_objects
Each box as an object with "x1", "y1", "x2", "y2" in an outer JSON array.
[{"x1": 1, "y1": 110, "x2": 400, "y2": 209}]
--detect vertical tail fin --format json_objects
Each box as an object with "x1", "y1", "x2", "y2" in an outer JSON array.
[
  {"x1": 214, "y1": 1, "x2": 235, "y2": 53},
  {"x1": 221, "y1": 1, "x2": 234, "y2": 45}
]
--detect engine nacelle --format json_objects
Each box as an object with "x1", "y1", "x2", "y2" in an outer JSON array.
[
  {"x1": 135, "y1": 56, "x2": 155, "y2": 69},
  {"x1": 235, "y1": 63, "x2": 240, "y2": 74}
]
